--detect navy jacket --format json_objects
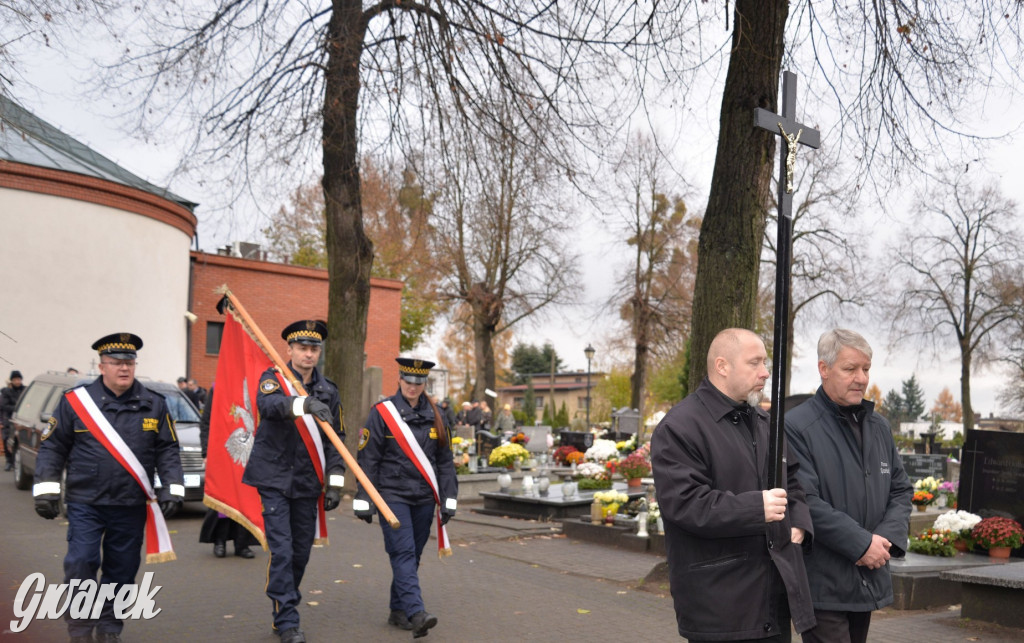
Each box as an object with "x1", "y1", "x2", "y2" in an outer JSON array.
[
  {"x1": 36, "y1": 378, "x2": 183, "y2": 505},
  {"x1": 785, "y1": 387, "x2": 913, "y2": 611},
  {"x1": 652, "y1": 378, "x2": 816, "y2": 640},
  {"x1": 356, "y1": 390, "x2": 457, "y2": 509},
  {"x1": 242, "y1": 364, "x2": 344, "y2": 498}
]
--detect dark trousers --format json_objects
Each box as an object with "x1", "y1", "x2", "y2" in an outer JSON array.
[
  {"x1": 379, "y1": 502, "x2": 435, "y2": 617},
  {"x1": 259, "y1": 489, "x2": 318, "y2": 632},
  {"x1": 2, "y1": 425, "x2": 13, "y2": 465},
  {"x1": 799, "y1": 609, "x2": 872, "y2": 643},
  {"x1": 63, "y1": 503, "x2": 147, "y2": 637}
]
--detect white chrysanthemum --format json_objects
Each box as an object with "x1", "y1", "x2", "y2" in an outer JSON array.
[{"x1": 585, "y1": 439, "x2": 620, "y2": 462}]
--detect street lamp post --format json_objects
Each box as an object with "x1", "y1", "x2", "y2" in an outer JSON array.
[{"x1": 584, "y1": 344, "x2": 595, "y2": 429}]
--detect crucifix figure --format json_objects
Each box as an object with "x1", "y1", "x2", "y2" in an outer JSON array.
[{"x1": 752, "y1": 70, "x2": 821, "y2": 488}]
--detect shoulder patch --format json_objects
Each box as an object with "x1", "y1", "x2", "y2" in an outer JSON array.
[
  {"x1": 142, "y1": 417, "x2": 159, "y2": 432},
  {"x1": 429, "y1": 427, "x2": 438, "y2": 440},
  {"x1": 358, "y1": 427, "x2": 370, "y2": 450},
  {"x1": 260, "y1": 379, "x2": 280, "y2": 394},
  {"x1": 42, "y1": 416, "x2": 57, "y2": 441}
]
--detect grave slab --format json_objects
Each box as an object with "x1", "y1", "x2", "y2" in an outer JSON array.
[
  {"x1": 478, "y1": 482, "x2": 645, "y2": 521},
  {"x1": 889, "y1": 551, "x2": 1002, "y2": 610},
  {"x1": 939, "y1": 561, "x2": 1024, "y2": 628}
]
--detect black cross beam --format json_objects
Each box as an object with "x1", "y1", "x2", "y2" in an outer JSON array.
[{"x1": 753, "y1": 70, "x2": 820, "y2": 489}]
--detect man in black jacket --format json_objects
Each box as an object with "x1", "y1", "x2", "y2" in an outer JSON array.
[
  {"x1": 241, "y1": 320, "x2": 345, "y2": 643},
  {"x1": 653, "y1": 328, "x2": 815, "y2": 641},
  {"x1": 34, "y1": 334, "x2": 184, "y2": 643},
  {"x1": 785, "y1": 329, "x2": 912, "y2": 643},
  {"x1": 0, "y1": 369, "x2": 26, "y2": 470}
]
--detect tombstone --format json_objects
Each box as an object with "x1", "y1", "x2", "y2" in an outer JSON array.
[
  {"x1": 521, "y1": 425, "x2": 550, "y2": 454},
  {"x1": 959, "y1": 429, "x2": 1024, "y2": 547},
  {"x1": 559, "y1": 430, "x2": 593, "y2": 452},
  {"x1": 901, "y1": 453, "x2": 946, "y2": 482},
  {"x1": 605, "y1": 407, "x2": 639, "y2": 442}
]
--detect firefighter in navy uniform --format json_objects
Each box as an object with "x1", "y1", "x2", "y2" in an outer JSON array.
[
  {"x1": 354, "y1": 358, "x2": 458, "y2": 639},
  {"x1": 34, "y1": 333, "x2": 184, "y2": 643},
  {"x1": 241, "y1": 320, "x2": 345, "y2": 643}
]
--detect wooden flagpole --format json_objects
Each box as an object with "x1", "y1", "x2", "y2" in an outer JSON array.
[{"x1": 218, "y1": 286, "x2": 400, "y2": 529}]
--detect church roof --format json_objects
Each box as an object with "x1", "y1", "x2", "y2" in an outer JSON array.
[{"x1": 0, "y1": 94, "x2": 196, "y2": 212}]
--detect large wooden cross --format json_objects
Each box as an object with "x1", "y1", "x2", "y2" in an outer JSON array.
[{"x1": 753, "y1": 70, "x2": 820, "y2": 489}]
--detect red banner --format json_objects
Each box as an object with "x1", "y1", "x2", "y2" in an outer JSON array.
[{"x1": 203, "y1": 313, "x2": 273, "y2": 549}]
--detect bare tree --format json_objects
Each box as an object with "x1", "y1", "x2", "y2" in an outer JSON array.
[
  {"x1": 890, "y1": 172, "x2": 1024, "y2": 431},
  {"x1": 688, "y1": 2, "x2": 1024, "y2": 386},
  {"x1": 761, "y1": 148, "x2": 869, "y2": 395},
  {"x1": 607, "y1": 134, "x2": 699, "y2": 419},
  {"x1": 428, "y1": 98, "x2": 578, "y2": 401},
  {"x1": 996, "y1": 280, "x2": 1024, "y2": 415}
]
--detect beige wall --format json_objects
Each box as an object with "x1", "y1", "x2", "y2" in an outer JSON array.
[{"x1": 0, "y1": 187, "x2": 192, "y2": 385}]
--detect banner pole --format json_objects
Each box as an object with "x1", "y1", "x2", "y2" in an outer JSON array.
[{"x1": 218, "y1": 286, "x2": 401, "y2": 529}]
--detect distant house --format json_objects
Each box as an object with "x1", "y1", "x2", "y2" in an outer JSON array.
[{"x1": 498, "y1": 371, "x2": 604, "y2": 423}]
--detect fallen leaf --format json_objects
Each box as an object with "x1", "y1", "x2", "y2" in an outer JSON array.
[
  {"x1": 307, "y1": 601, "x2": 319, "y2": 606},
  {"x1": 616, "y1": 591, "x2": 627, "y2": 595},
  {"x1": 334, "y1": 580, "x2": 347, "y2": 584},
  {"x1": 223, "y1": 615, "x2": 234, "y2": 619},
  {"x1": 309, "y1": 590, "x2": 322, "y2": 595},
  {"x1": 353, "y1": 564, "x2": 363, "y2": 568},
  {"x1": 577, "y1": 609, "x2": 590, "y2": 615}
]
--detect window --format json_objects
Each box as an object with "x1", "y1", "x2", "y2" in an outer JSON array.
[
  {"x1": 578, "y1": 396, "x2": 589, "y2": 410},
  {"x1": 535, "y1": 397, "x2": 544, "y2": 409},
  {"x1": 513, "y1": 397, "x2": 524, "y2": 409},
  {"x1": 13, "y1": 383, "x2": 55, "y2": 422},
  {"x1": 205, "y1": 321, "x2": 224, "y2": 355}
]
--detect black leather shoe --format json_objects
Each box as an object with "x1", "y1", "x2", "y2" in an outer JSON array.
[
  {"x1": 234, "y1": 546, "x2": 254, "y2": 559},
  {"x1": 94, "y1": 633, "x2": 121, "y2": 643},
  {"x1": 388, "y1": 609, "x2": 413, "y2": 630},
  {"x1": 410, "y1": 611, "x2": 437, "y2": 638},
  {"x1": 213, "y1": 541, "x2": 226, "y2": 558},
  {"x1": 279, "y1": 628, "x2": 305, "y2": 643}
]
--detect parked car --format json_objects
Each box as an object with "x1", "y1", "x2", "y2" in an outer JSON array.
[{"x1": 9, "y1": 372, "x2": 206, "y2": 508}]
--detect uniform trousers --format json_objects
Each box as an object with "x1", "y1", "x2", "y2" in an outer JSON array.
[
  {"x1": 379, "y1": 501, "x2": 435, "y2": 617},
  {"x1": 259, "y1": 489, "x2": 318, "y2": 632},
  {"x1": 63, "y1": 503, "x2": 147, "y2": 637}
]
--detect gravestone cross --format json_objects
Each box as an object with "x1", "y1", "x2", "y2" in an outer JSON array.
[{"x1": 753, "y1": 71, "x2": 821, "y2": 488}]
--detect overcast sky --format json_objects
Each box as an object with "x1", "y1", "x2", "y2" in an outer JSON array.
[{"x1": 9, "y1": 23, "x2": 1024, "y2": 418}]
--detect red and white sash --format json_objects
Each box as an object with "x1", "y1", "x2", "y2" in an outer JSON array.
[
  {"x1": 276, "y1": 372, "x2": 329, "y2": 545},
  {"x1": 65, "y1": 388, "x2": 176, "y2": 563},
  {"x1": 377, "y1": 400, "x2": 452, "y2": 557}
]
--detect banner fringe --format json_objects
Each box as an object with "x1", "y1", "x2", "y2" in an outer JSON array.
[
  {"x1": 146, "y1": 551, "x2": 177, "y2": 564},
  {"x1": 204, "y1": 494, "x2": 269, "y2": 551}
]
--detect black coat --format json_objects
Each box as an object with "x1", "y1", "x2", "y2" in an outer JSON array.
[
  {"x1": 356, "y1": 390, "x2": 457, "y2": 510},
  {"x1": 784, "y1": 387, "x2": 913, "y2": 611},
  {"x1": 241, "y1": 364, "x2": 344, "y2": 498},
  {"x1": 652, "y1": 378, "x2": 816, "y2": 640},
  {"x1": 0, "y1": 382, "x2": 25, "y2": 425},
  {"x1": 36, "y1": 378, "x2": 183, "y2": 505}
]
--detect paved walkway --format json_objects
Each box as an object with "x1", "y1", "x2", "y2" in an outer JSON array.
[{"x1": 2, "y1": 483, "x2": 1023, "y2": 642}]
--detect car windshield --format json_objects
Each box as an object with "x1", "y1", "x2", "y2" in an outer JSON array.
[{"x1": 159, "y1": 390, "x2": 201, "y2": 423}]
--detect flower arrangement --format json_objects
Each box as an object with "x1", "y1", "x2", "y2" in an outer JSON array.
[
  {"x1": 488, "y1": 443, "x2": 530, "y2": 468},
  {"x1": 593, "y1": 490, "x2": 629, "y2": 521},
  {"x1": 970, "y1": 516, "x2": 1024, "y2": 550},
  {"x1": 912, "y1": 491, "x2": 934, "y2": 507},
  {"x1": 648, "y1": 500, "x2": 661, "y2": 524},
  {"x1": 584, "y1": 439, "x2": 620, "y2": 463},
  {"x1": 606, "y1": 451, "x2": 651, "y2": 480},
  {"x1": 450, "y1": 436, "x2": 471, "y2": 454},
  {"x1": 914, "y1": 476, "x2": 941, "y2": 494},
  {"x1": 509, "y1": 431, "x2": 530, "y2": 445},
  {"x1": 553, "y1": 445, "x2": 579, "y2": 465},
  {"x1": 932, "y1": 510, "x2": 982, "y2": 543},
  {"x1": 616, "y1": 434, "x2": 637, "y2": 454},
  {"x1": 908, "y1": 528, "x2": 958, "y2": 557},
  {"x1": 575, "y1": 461, "x2": 612, "y2": 490},
  {"x1": 937, "y1": 480, "x2": 958, "y2": 509},
  {"x1": 565, "y1": 451, "x2": 586, "y2": 466}
]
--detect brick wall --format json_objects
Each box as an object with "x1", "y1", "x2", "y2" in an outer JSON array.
[{"x1": 188, "y1": 251, "x2": 401, "y2": 390}]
